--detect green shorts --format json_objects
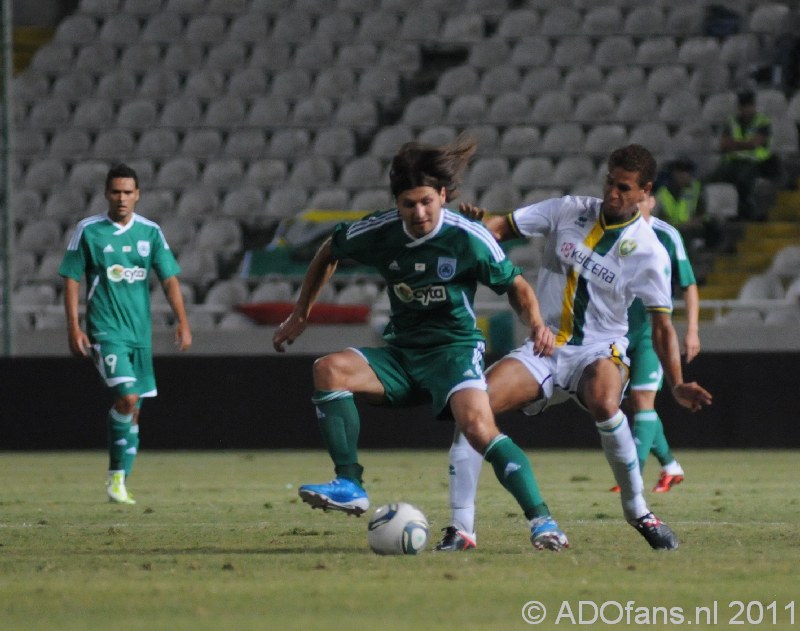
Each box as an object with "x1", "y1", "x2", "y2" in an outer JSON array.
[
  {"x1": 90, "y1": 341, "x2": 157, "y2": 398},
  {"x1": 357, "y1": 341, "x2": 487, "y2": 419},
  {"x1": 626, "y1": 326, "x2": 663, "y2": 392}
]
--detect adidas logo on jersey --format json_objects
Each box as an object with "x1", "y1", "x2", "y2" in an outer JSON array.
[
  {"x1": 103, "y1": 244, "x2": 114, "y2": 253},
  {"x1": 388, "y1": 261, "x2": 400, "y2": 271},
  {"x1": 504, "y1": 462, "x2": 521, "y2": 478}
]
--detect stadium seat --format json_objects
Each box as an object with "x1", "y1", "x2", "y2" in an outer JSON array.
[
  {"x1": 355, "y1": 11, "x2": 399, "y2": 42},
  {"x1": 92, "y1": 129, "x2": 135, "y2": 161},
  {"x1": 398, "y1": 9, "x2": 440, "y2": 40},
  {"x1": 181, "y1": 129, "x2": 223, "y2": 159},
  {"x1": 402, "y1": 94, "x2": 446, "y2": 127},
  {"x1": 551, "y1": 156, "x2": 596, "y2": 188},
  {"x1": 176, "y1": 249, "x2": 219, "y2": 290},
  {"x1": 163, "y1": 42, "x2": 205, "y2": 73},
  {"x1": 12, "y1": 189, "x2": 43, "y2": 219},
  {"x1": 30, "y1": 42, "x2": 75, "y2": 75},
  {"x1": 616, "y1": 91, "x2": 658, "y2": 122},
  {"x1": 27, "y1": 98, "x2": 71, "y2": 129},
  {"x1": 265, "y1": 186, "x2": 309, "y2": 220},
  {"x1": 466, "y1": 157, "x2": 510, "y2": 189},
  {"x1": 584, "y1": 124, "x2": 627, "y2": 155},
  {"x1": 184, "y1": 14, "x2": 226, "y2": 44},
  {"x1": 159, "y1": 97, "x2": 202, "y2": 129},
  {"x1": 97, "y1": 13, "x2": 140, "y2": 43},
  {"x1": 79, "y1": 0, "x2": 120, "y2": 14},
  {"x1": 369, "y1": 125, "x2": 414, "y2": 160},
  {"x1": 203, "y1": 95, "x2": 247, "y2": 127},
  {"x1": 635, "y1": 37, "x2": 677, "y2": 64},
  {"x1": 268, "y1": 129, "x2": 311, "y2": 160},
  {"x1": 176, "y1": 187, "x2": 220, "y2": 218},
  {"x1": 540, "y1": 122, "x2": 584, "y2": 154},
  {"x1": 463, "y1": 124, "x2": 499, "y2": 155},
  {"x1": 140, "y1": 12, "x2": 183, "y2": 43},
  {"x1": 440, "y1": 13, "x2": 483, "y2": 42},
  {"x1": 13, "y1": 283, "x2": 58, "y2": 307},
  {"x1": 155, "y1": 157, "x2": 200, "y2": 190},
  {"x1": 689, "y1": 63, "x2": 731, "y2": 96},
  {"x1": 520, "y1": 67, "x2": 562, "y2": 95},
  {"x1": 436, "y1": 66, "x2": 480, "y2": 98},
  {"x1": 312, "y1": 67, "x2": 356, "y2": 100},
  {"x1": 496, "y1": 8, "x2": 538, "y2": 38},
  {"x1": 770, "y1": 117, "x2": 799, "y2": 155},
  {"x1": 154, "y1": 215, "x2": 196, "y2": 255},
  {"x1": 604, "y1": 66, "x2": 645, "y2": 95},
  {"x1": 540, "y1": 6, "x2": 581, "y2": 35},
  {"x1": 183, "y1": 68, "x2": 226, "y2": 100},
  {"x1": 738, "y1": 273, "x2": 785, "y2": 301},
  {"x1": 748, "y1": 3, "x2": 791, "y2": 34},
  {"x1": 677, "y1": 36, "x2": 720, "y2": 65},
  {"x1": 665, "y1": 5, "x2": 705, "y2": 34},
  {"x1": 206, "y1": 40, "x2": 247, "y2": 71},
  {"x1": 719, "y1": 33, "x2": 761, "y2": 66},
  {"x1": 351, "y1": 189, "x2": 393, "y2": 211},
  {"x1": 294, "y1": 40, "x2": 335, "y2": 70},
  {"x1": 574, "y1": 93, "x2": 616, "y2": 122},
  {"x1": 479, "y1": 66, "x2": 521, "y2": 96},
  {"x1": 219, "y1": 187, "x2": 266, "y2": 220},
  {"x1": 228, "y1": 12, "x2": 269, "y2": 42},
  {"x1": 249, "y1": 279, "x2": 294, "y2": 303},
  {"x1": 339, "y1": 156, "x2": 384, "y2": 188},
  {"x1": 335, "y1": 43, "x2": 380, "y2": 69},
  {"x1": 563, "y1": 66, "x2": 604, "y2": 95},
  {"x1": 22, "y1": 159, "x2": 67, "y2": 192},
  {"x1": 659, "y1": 90, "x2": 702, "y2": 122},
  {"x1": 271, "y1": 68, "x2": 313, "y2": 99},
  {"x1": 445, "y1": 95, "x2": 487, "y2": 126},
  {"x1": 201, "y1": 159, "x2": 244, "y2": 190},
  {"x1": 272, "y1": 11, "x2": 314, "y2": 42},
  {"x1": 120, "y1": 42, "x2": 162, "y2": 69},
  {"x1": 306, "y1": 188, "x2": 351, "y2": 210},
  {"x1": 246, "y1": 96, "x2": 290, "y2": 127},
  {"x1": 315, "y1": 13, "x2": 357, "y2": 42},
  {"x1": 646, "y1": 65, "x2": 689, "y2": 97},
  {"x1": 50, "y1": 70, "x2": 94, "y2": 102},
  {"x1": 478, "y1": 184, "x2": 519, "y2": 211},
  {"x1": 334, "y1": 99, "x2": 378, "y2": 129},
  {"x1": 116, "y1": 99, "x2": 158, "y2": 130},
  {"x1": 552, "y1": 35, "x2": 593, "y2": 67},
  {"x1": 244, "y1": 159, "x2": 289, "y2": 188},
  {"x1": 48, "y1": 129, "x2": 91, "y2": 160},
  {"x1": 289, "y1": 156, "x2": 335, "y2": 188},
  {"x1": 139, "y1": 68, "x2": 182, "y2": 100},
  {"x1": 531, "y1": 91, "x2": 573, "y2": 123},
  {"x1": 703, "y1": 182, "x2": 738, "y2": 220},
  {"x1": 583, "y1": 6, "x2": 623, "y2": 33},
  {"x1": 629, "y1": 122, "x2": 670, "y2": 155},
  {"x1": 512, "y1": 157, "x2": 554, "y2": 189},
  {"x1": 358, "y1": 67, "x2": 400, "y2": 102},
  {"x1": 499, "y1": 126, "x2": 541, "y2": 158},
  {"x1": 95, "y1": 69, "x2": 139, "y2": 102},
  {"x1": 510, "y1": 36, "x2": 552, "y2": 67},
  {"x1": 203, "y1": 279, "x2": 250, "y2": 309},
  {"x1": 135, "y1": 189, "x2": 174, "y2": 221},
  {"x1": 311, "y1": 128, "x2": 356, "y2": 164},
  {"x1": 468, "y1": 38, "x2": 511, "y2": 69},
  {"x1": 17, "y1": 219, "x2": 63, "y2": 255},
  {"x1": 624, "y1": 6, "x2": 666, "y2": 35},
  {"x1": 594, "y1": 36, "x2": 636, "y2": 67},
  {"x1": 223, "y1": 129, "x2": 267, "y2": 159},
  {"x1": 757, "y1": 88, "x2": 789, "y2": 119},
  {"x1": 487, "y1": 92, "x2": 531, "y2": 125},
  {"x1": 32, "y1": 251, "x2": 62, "y2": 284},
  {"x1": 123, "y1": 0, "x2": 162, "y2": 14}
]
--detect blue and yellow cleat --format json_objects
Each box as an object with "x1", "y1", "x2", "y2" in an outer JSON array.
[{"x1": 530, "y1": 515, "x2": 569, "y2": 551}]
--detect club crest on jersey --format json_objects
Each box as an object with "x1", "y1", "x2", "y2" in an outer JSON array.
[
  {"x1": 437, "y1": 257, "x2": 456, "y2": 280},
  {"x1": 618, "y1": 239, "x2": 637, "y2": 257},
  {"x1": 137, "y1": 240, "x2": 150, "y2": 257}
]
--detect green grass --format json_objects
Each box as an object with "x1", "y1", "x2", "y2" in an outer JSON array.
[{"x1": 0, "y1": 450, "x2": 798, "y2": 631}]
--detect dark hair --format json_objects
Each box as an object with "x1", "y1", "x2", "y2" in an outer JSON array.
[
  {"x1": 607, "y1": 144, "x2": 657, "y2": 187},
  {"x1": 389, "y1": 136, "x2": 476, "y2": 201},
  {"x1": 105, "y1": 163, "x2": 139, "y2": 191},
  {"x1": 737, "y1": 90, "x2": 755, "y2": 106}
]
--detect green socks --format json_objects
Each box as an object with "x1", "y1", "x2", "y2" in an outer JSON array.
[
  {"x1": 649, "y1": 417, "x2": 675, "y2": 467},
  {"x1": 312, "y1": 390, "x2": 363, "y2": 486},
  {"x1": 123, "y1": 424, "x2": 139, "y2": 478},
  {"x1": 484, "y1": 434, "x2": 549, "y2": 520},
  {"x1": 632, "y1": 410, "x2": 660, "y2": 471},
  {"x1": 107, "y1": 408, "x2": 133, "y2": 473}
]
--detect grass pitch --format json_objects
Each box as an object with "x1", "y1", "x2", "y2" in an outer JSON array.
[{"x1": 0, "y1": 450, "x2": 797, "y2": 631}]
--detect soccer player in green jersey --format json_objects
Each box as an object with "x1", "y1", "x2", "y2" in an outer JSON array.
[
  {"x1": 610, "y1": 194, "x2": 700, "y2": 494},
  {"x1": 59, "y1": 164, "x2": 192, "y2": 504},
  {"x1": 272, "y1": 137, "x2": 571, "y2": 551}
]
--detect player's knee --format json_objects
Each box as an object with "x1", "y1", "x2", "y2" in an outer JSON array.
[
  {"x1": 312, "y1": 353, "x2": 348, "y2": 389},
  {"x1": 114, "y1": 394, "x2": 139, "y2": 415}
]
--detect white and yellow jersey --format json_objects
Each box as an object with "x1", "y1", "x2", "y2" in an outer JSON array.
[{"x1": 509, "y1": 195, "x2": 672, "y2": 347}]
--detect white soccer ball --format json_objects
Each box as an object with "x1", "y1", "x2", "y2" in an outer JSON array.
[{"x1": 367, "y1": 502, "x2": 429, "y2": 555}]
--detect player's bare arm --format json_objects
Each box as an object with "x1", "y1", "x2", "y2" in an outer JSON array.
[
  {"x1": 682, "y1": 284, "x2": 701, "y2": 363},
  {"x1": 63, "y1": 277, "x2": 90, "y2": 357},
  {"x1": 651, "y1": 311, "x2": 712, "y2": 411},
  {"x1": 162, "y1": 275, "x2": 192, "y2": 351},
  {"x1": 458, "y1": 202, "x2": 514, "y2": 242},
  {"x1": 272, "y1": 236, "x2": 339, "y2": 352},
  {"x1": 506, "y1": 275, "x2": 554, "y2": 357}
]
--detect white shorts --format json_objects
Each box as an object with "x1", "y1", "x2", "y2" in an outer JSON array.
[{"x1": 505, "y1": 338, "x2": 630, "y2": 415}]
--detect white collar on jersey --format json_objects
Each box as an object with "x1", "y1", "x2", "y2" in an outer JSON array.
[{"x1": 402, "y1": 207, "x2": 445, "y2": 247}]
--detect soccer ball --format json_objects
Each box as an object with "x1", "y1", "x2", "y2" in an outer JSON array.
[{"x1": 367, "y1": 502, "x2": 429, "y2": 555}]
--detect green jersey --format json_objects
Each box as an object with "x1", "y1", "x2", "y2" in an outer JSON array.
[
  {"x1": 331, "y1": 208, "x2": 521, "y2": 349},
  {"x1": 627, "y1": 216, "x2": 696, "y2": 338},
  {"x1": 59, "y1": 213, "x2": 181, "y2": 347}
]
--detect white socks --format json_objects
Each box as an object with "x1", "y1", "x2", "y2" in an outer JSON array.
[
  {"x1": 447, "y1": 430, "x2": 483, "y2": 536},
  {"x1": 596, "y1": 411, "x2": 648, "y2": 520}
]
